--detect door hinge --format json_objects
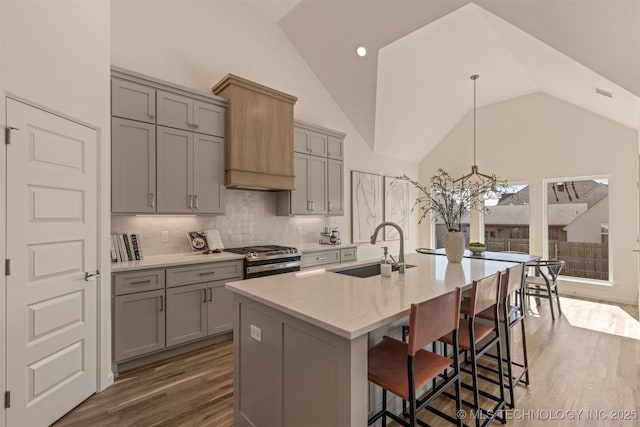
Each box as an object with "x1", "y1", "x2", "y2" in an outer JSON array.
[
  {"x1": 4, "y1": 126, "x2": 18, "y2": 145},
  {"x1": 4, "y1": 259, "x2": 9, "y2": 276},
  {"x1": 4, "y1": 391, "x2": 10, "y2": 409}
]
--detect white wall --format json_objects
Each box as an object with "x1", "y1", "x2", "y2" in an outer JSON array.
[
  {"x1": 0, "y1": 0, "x2": 112, "y2": 392},
  {"x1": 110, "y1": 0, "x2": 420, "y2": 262},
  {"x1": 420, "y1": 92, "x2": 639, "y2": 304}
]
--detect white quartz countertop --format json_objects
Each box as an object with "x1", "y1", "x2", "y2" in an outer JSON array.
[
  {"x1": 226, "y1": 253, "x2": 516, "y2": 340},
  {"x1": 111, "y1": 252, "x2": 245, "y2": 272}
]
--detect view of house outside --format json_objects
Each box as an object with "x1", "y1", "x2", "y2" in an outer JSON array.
[
  {"x1": 546, "y1": 179, "x2": 609, "y2": 280},
  {"x1": 435, "y1": 180, "x2": 609, "y2": 281}
]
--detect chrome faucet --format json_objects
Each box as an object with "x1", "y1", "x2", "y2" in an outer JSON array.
[{"x1": 370, "y1": 222, "x2": 405, "y2": 273}]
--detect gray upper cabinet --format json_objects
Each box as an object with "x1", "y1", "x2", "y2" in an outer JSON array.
[
  {"x1": 110, "y1": 67, "x2": 228, "y2": 215},
  {"x1": 193, "y1": 134, "x2": 225, "y2": 214},
  {"x1": 157, "y1": 91, "x2": 193, "y2": 132},
  {"x1": 111, "y1": 78, "x2": 156, "y2": 124},
  {"x1": 327, "y1": 159, "x2": 344, "y2": 215},
  {"x1": 158, "y1": 91, "x2": 225, "y2": 138},
  {"x1": 156, "y1": 127, "x2": 225, "y2": 214},
  {"x1": 194, "y1": 101, "x2": 225, "y2": 137},
  {"x1": 278, "y1": 120, "x2": 345, "y2": 216},
  {"x1": 157, "y1": 126, "x2": 193, "y2": 214},
  {"x1": 111, "y1": 117, "x2": 156, "y2": 213},
  {"x1": 327, "y1": 136, "x2": 343, "y2": 160}
]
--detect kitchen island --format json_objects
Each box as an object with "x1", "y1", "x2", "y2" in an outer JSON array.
[{"x1": 226, "y1": 253, "x2": 516, "y2": 427}]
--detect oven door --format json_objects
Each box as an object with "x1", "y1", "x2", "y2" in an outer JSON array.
[{"x1": 245, "y1": 257, "x2": 301, "y2": 279}]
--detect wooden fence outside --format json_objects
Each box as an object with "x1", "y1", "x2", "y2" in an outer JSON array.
[{"x1": 485, "y1": 238, "x2": 608, "y2": 281}]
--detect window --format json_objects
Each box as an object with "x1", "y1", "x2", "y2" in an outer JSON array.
[
  {"x1": 484, "y1": 184, "x2": 530, "y2": 252},
  {"x1": 545, "y1": 178, "x2": 609, "y2": 281}
]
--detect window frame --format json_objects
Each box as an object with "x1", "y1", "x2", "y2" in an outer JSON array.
[{"x1": 542, "y1": 175, "x2": 612, "y2": 284}]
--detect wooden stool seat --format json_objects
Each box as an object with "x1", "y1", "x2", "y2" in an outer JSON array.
[{"x1": 368, "y1": 336, "x2": 453, "y2": 400}]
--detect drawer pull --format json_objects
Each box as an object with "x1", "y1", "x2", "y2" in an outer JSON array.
[
  {"x1": 316, "y1": 257, "x2": 326, "y2": 260},
  {"x1": 129, "y1": 280, "x2": 151, "y2": 286},
  {"x1": 199, "y1": 271, "x2": 216, "y2": 276}
]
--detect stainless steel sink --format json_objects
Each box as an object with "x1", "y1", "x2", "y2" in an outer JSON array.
[{"x1": 332, "y1": 263, "x2": 416, "y2": 278}]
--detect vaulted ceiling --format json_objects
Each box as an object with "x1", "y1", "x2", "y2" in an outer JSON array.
[{"x1": 243, "y1": 0, "x2": 640, "y2": 162}]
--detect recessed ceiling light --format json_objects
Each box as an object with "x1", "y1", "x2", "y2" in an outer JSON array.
[{"x1": 356, "y1": 46, "x2": 367, "y2": 57}]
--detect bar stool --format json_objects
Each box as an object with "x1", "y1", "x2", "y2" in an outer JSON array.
[
  {"x1": 439, "y1": 272, "x2": 506, "y2": 427},
  {"x1": 524, "y1": 260, "x2": 565, "y2": 321},
  {"x1": 466, "y1": 264, "x2": 529, "y2": 408},
  {"x1": 368, "y1": 288, "x2": 463, "y2": 427}
]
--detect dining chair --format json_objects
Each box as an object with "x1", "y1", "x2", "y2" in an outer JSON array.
[
  {"x1": 367, "y1": 288, "x2": 463, "y2": 427},
  {"x1": 524, "y1": 260, "x2": 565, "y2": 321}
]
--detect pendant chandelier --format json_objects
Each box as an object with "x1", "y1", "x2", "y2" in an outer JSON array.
[{"x1": 454, "y1": 74, "x2": 498, "y2": 189}]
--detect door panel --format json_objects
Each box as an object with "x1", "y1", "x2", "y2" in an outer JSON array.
[
  {"x1": 308, "y1": 155, "x2": 328, "y2": 214},
  {"x1": 308, "y1": 132, "x2": 327, "y2": 157},
  {"x1": 111, "y1": 118, "x2": 156, "y2": 213},
  {"x1": 157, "y1": 91, "x2": 193, "y2": 131},
  {"x1": 157, "y1": 126, "x2": 193, "y2": 213},
  {"x1": 194, "y1": 101, "x2": 225, "y2": 137},
  {"x1": 291, "y1": 153, "x2": 309, "y2": 214},
  {"x1": 114, "y1": 290, "x2": 165, "y2": 361},
  {"x1": 207, "y1": 282, "x2": 234, "y2": 336},
  {"x1": 111, "y1": 78, "x2": 156, "y2": 123},
  {"x1": 193, "y1": 134, "x2": 225, "y2": 214},
  {"x1": 166, "y1": 283, "x2": 208, "y2": 346},
  {"x1": 327, "y1": 159, "x2": 343, "y2": 215},
  {"x1": 6, "y1": 99, "x2": 97, "y2": 426}
]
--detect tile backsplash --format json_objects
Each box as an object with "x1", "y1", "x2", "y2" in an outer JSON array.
[{"x1": 111, "y1": 190, "x2": 332, "y2": 256}]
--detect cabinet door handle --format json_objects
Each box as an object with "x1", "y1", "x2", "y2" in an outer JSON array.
[
  {"x1": 188, "y1": 194, "x2": 193, "y2": 209},
  {"x1": 309, "y1": 200, "x2": 314, "y2": 212},
  {"x1": 84, "y1": 270, "x2": 100, "y2": 281},
  {"x1": 149, "y1": 192, "x2": 156, "y2": 208},
  {"x1": 328, "y1": 201, "x2": 332, "y2": 212},
  {"x1": 193, "y1": 123, "x2": 199, "y2": 129},
  {"x1": 208, "y1": 287, "x2": 212, "y2": 302},
  {"x1": 148, "y1": 113, "x2": 155, "y2": 120},
  {"x1": 159, "y1": 295, "x2": 164, "y2": 312},
  {"x1": 194, "y1": 195, "x2": 199, "y2": 209},
  {"x1": 202, "y1": 288, "x2": 207, "y2": 303}
]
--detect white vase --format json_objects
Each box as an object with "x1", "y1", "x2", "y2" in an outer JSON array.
[{"x1": 444, "y1": 231, "x2": 465, "y2": 263}]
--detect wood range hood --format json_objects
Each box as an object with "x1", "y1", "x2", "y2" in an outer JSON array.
[{"x1": 212, "y1": 74, "x2": 297, "y2": 191}]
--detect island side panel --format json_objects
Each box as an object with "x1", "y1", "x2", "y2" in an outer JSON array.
[{"x1": 233, "y1": 294, "x2": 368, "y2": 426}]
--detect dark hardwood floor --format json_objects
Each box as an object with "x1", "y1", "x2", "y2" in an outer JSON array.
[{"x1": 54, "y1": 296, "x2": 640, "y2": 426}]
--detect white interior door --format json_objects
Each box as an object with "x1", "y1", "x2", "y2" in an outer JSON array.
[{"x1": 6, "y1": 99, "x2": 97, "y2": 426}]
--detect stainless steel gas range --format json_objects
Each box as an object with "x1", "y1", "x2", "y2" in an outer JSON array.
[{"x1": 224, "y1": 245, "x2": 301, "y2": 279}]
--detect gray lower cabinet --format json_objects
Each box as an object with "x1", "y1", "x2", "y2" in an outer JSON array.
[
  {"x1": 166, "y1": 283, "x2": 208, "y2": 346},
  {"x1": 166, "y1": 279, "x2": 238, "y2": 346},
  {"x1": 113, "y1": 259, "x2": 242, "y2": 365},
  {"x1": 300, "y1": 247, "x2": 358, "y2": 269},
  {"x1": 111, "y1": 118, "x2": 156, "y2": 213},
  {"x1": 114, "y1": 290, "x2": 165, "y2": 362},
  {"x1": 207, "y1": 281, "x2": 235, "y2": 336}
]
